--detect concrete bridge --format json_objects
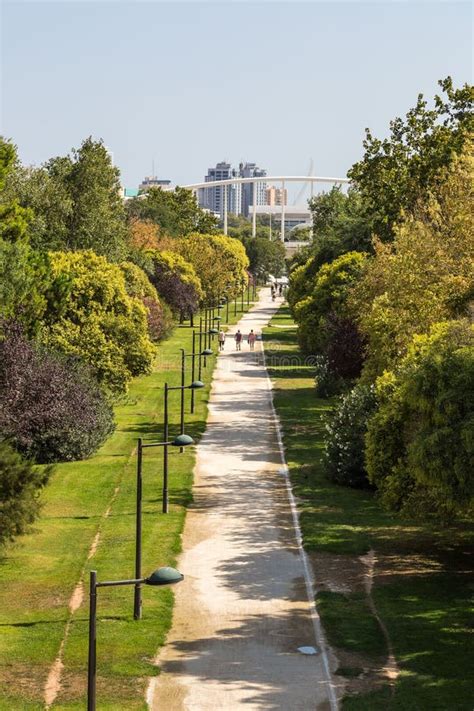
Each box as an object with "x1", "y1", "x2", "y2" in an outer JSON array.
[{"x1": 182, "y1": 175, "x2": 350, "y2": 241}]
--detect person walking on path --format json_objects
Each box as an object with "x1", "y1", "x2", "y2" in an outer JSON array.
[
  {"x1": 247, "y1": 329, "x2": 256, "y2": 351},
  {"x1": 235, "y1": 330, "x2": 242, "y2": 351},
  {"x1": 218, "y1": 329, "x2": 226, "y2": 351}
]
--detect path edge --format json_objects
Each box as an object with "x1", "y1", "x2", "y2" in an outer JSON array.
[{"x1": 261, "y1": 331, "x2": 339, "y2": 711}]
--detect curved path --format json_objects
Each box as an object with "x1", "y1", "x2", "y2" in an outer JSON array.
[{"x1": 148, "y1": 289, "x2": 338, "y2": 710}]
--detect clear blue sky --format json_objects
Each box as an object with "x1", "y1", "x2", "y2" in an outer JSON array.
[{"x1": 1, "y1": 1, "x2": 472, "y2": 193}]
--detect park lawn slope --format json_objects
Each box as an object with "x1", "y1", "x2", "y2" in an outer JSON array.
[
  {"x1": 264, "y1": 305, "x2": 473, "y2": 711},
  {"x1": 0, "y1": 296, "x2": 254, "y2": 711}
]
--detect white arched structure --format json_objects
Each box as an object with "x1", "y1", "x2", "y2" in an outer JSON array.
[{"x1": 182, "y1": 175, "x2": 350, "y2": 240}]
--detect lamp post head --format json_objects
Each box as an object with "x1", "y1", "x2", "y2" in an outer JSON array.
[
  {"x1": 172, "y1": 433, "x2": 194, "y2": 447},
  {"x1": 189, "y1": 380, "x2": 204, "y2": 389},
  {"x1": 145, "y1": 567, "x2": 184, "y2": 586},
  {"x1": 209, "y1": 328, "x2": 219, "y2": 334},
  {"x1": 213, "y1": 316, "x2": 222, "y2": 321},
  {"x1": 201, "y1": 348, "x2": 213, "y2": 356}
]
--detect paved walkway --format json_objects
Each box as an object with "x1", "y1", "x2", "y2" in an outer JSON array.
[{"x1": 148, "y1": 289, "x2": 337, "y2": 711}]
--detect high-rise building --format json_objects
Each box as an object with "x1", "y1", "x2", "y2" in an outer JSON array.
[
  {"x1": 239, "y1": 162, "x2": 267, "y2": 217},
  {"x1": 265, "y1": 185, "x2": 288, "y2": 207},
  {"x1": 198, "y1": 160, "x2": 267, "y2": 218},
  {"x1": 199, "y1": 161, "x2": 241, "y2": 217}
]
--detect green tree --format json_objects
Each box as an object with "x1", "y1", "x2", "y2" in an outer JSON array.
[
  {"x1": 3, "y1": 138, "x2": 127, "y2": 260},
  {"x1": 239, "y1": 236, "x2": 286, "y2": 280},
  {"x1": 2, "y1": 161, "x2": 72, "y2": 250},
  {"x1": 227, "y1": 214, "x2": 274, "y2": 241},
  {"x1": 366, "y1": 320, "x2": 474, "y2": 520},
  {"x1": 293, "y1": 251, "x2": 367, "y2": 376},
  {"x1": 309, "y1": 186, "x2": 372, "y2": 263},
  {"x1": 174, "y1": 232, "x2": 249, "y2": 303},
  {"x1": 348, "y1": 77, "x2": 473, "y2": 241},
  {"x1": 119, "y1": 261, "x2": 173, "y2": 341},
  {"x1": 127, "y1": 186, "x2": 218, "y2": 237},
  {"x1": 64, "y1": 138, "x2": 127, "y2": 260},
  {"x1": 42, "y1": 250, "x2": 155, "y2": 393},
  {"x1": 351, "y1": 140, "x2": 474, "y2": 380},
  {"x1": 0, "y1": 441, "x2": 51, "y2": 547},
  {"x1": 0, "y1": 138, "x2": 53, "y2": 331},
  {"x1": 147, "y1": 250, "x2": 203, "y2": 321}
]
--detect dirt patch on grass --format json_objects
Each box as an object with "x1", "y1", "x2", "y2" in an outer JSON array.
[
  {"x1": 1, "y1": 663, "x2": 49, "y2": 701},
  {"x1": 310, "y1": 551, "x2": 368, "y2": 595},
  {"x1": 309, "y1": 549, "x2": 400, "y2": 695},
  {"x1": 334, "y1": 648, "x2": 390, "y2": 696},
  {"x1": 55, "y1": 670, "x2": 146, "y2": 703}
]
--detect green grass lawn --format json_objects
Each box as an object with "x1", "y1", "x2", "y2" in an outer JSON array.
[
  {"x1": 0, "y1": 294, "x2": 254, "y2": 711},
  {"x1": 264, "y1": 306, "x2": 473, "y2": 711}
]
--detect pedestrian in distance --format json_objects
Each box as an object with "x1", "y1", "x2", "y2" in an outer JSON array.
[
  {"x1": 235, "y1": 330, "x2": 243, "y2": 351},
  {"x1": 278, "y1": 284, "x2": 283, "y2": 296},
  {"x1": 247, "y1": 330, "x2": 256, "y2": 351},
  {"x1": 218, "y1": 329, "x2": 226, "y2": 351}
]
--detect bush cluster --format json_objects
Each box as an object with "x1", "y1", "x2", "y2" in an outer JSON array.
[
  {"x1": 324, "y1": 383, "x2": 377, "y2": 488},
  {"x1": 0, "y1": 441, "x2": 51, "y2": 546},
  {"x1": 0, "y1": 323, "x2": 115, "y2": 463},
  {"x1": 366, "y1": 321, "x2": 473, "y2": 519}
]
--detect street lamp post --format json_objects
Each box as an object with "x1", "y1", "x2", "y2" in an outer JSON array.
[
  {"x1": 134, "y1": 434, "x2": 193, "y2": 620},
  {"x1": 196, "y1": 323, "x2": 215, "y2": 378},
  {"x1": 190, "y1": 333, "x2": 213, "y2": 413},
  {"x1": 163, "y1": 381, "x2": 204, "y2": 513},
  {"x1": 88, "y1": 566, "x2": 183, "y2": 711}
]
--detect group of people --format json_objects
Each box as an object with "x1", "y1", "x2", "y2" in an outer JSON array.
[
  {"x1": 218, "y1": 329, "x2": 257, "y2": 351},
  {"x1": 271, "y1": 283, "x2": 284, "y2": 301}
]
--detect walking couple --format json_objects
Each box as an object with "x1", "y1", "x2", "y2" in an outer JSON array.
[{"x1": 234, "y1": 330, "x2": 257, "y2": 351}]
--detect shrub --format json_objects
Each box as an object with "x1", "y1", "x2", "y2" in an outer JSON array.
[
  {"x1": 325, "y1": 313, "x2": 365, "y2": 380},
  {"x1": 366, "y1": 320, "x2": 474, "y2": 519},
  {"x1": 313, "y1": 356, "x2": 344, "y2": 398},
  {"x1": 324, "y1": 383, "x2": 377, "y2": 488},
  {"x1": 142, "y1": 296, "x2": 173, "y2": 341},
  {"x1": 0, "y1": 441, "x2": 51, "y2": 546},
  {"x1": 294, "y1": 251, "x2": 367, "y2": 358},
  {"x1": 148, "y1": 250, "x2": 203, "y2": 321},
  {"x1": 0, "y1": 323, "x2": 115, "y2": 463},
  {"x1": 119, "y1": 261, "x2": 173, "y2": 341},
  {"x1": 42, "y1": 250, "x2": 155, "y2": 393}
]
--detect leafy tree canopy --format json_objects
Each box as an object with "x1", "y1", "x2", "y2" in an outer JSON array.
[
  {"x1": 239, "y1": 236, "x2": 286, "y2": 281},
  {"x1": 348, "y1": 77, "x2": 473, "y2": 241},
  {"x1": 41, "y1": 250, "x2": 155, "y2": 393},
  {"x1": 174, "y1": 232, "x2": 249, "y2": 303},
  {"x1": 147, "y1": 250, "x2": 203, "y2": 320},
  {"x1": 3, "y1": 137, "x2": 127, "y2": 261},
  {"x1": 366, "y1": 320, "x2": 474, "y2": 520},
  {"x1": 293, "y1": 251, "x2": 367, "y2": 359},
  {"x1": 0, "y1": 138, "x2": 53, "y2": 331},
  {"x1": 308, "y1": 186, "x2": 372, "y2": 264},
  {"x1": 127, "y1": 186, "x2": 219, "y2": 237},
  {"x1": 351, "y1": 139, "x2": 474, "y2": 380}
]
